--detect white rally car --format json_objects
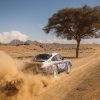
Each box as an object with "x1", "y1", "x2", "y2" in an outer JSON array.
[{"x1": 31, "y1": 52, "x2": 72, "y2": 76}]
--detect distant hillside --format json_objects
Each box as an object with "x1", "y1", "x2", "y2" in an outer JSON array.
[
  {"x1": 10, "y1": 39, "x2": 24, "y2": 46},
  {"x1": 9, "y1": 39, "x2": 43, "y2": 46},
  {"x1": 24, "y1": 40, "x2": 33, "y2": 45}
]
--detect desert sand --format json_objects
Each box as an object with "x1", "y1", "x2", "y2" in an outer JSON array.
[{"x1": 0, "y1": 43, "x2": 100, "y2": 100}]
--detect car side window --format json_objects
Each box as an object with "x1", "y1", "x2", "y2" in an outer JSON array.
[
  {"x1": 52, "y1": 56, "x2": 57, "y2": 61},
  {"x1": 52, "y1": 54, "x2": 63, "y2": 61},
  {"x1": 58, "y1": 54, "x2": 64, "y2": 60}
]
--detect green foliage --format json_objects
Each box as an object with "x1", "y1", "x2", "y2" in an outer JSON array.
[
  {"x1": 43, "y1": 5, "x2": 100, "y2": 41},
  {"x1": 43, "y1": 5, "x2": 100, "y2": 58}
]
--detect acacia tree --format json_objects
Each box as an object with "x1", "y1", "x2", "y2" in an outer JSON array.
[{"x1": 43, "y1": 6, "x2": 100, "y2": 58}]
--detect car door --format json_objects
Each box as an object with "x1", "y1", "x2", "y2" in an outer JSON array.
[{"x1": 51, "y1": 55, "x2": 66, "y2": 72}]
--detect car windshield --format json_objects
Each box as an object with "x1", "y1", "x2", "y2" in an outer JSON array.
[{"x1": 34, "y1": 54, "x2": 52, "y2": 60}]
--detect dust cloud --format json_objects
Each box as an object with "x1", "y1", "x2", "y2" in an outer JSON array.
[{"x1": 0, "y1": 51, "x2": 49, "y2": 100}]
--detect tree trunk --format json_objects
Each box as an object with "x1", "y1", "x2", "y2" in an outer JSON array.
[{"x1": 76, "y1": 41, "x2": 80, "y2": 58}]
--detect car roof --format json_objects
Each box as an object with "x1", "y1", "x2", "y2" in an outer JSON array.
[{"x1": 38, "y1": 52, "x2": 58, "y2": 56}]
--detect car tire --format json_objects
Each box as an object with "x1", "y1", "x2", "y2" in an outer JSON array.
[{"x1": 65, "y1": 63, "x2": 71, "y2": 74}]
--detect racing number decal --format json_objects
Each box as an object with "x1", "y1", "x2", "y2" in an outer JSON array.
[{"x1": 57, "y1": 62, "x2": 65, "y2": 69}]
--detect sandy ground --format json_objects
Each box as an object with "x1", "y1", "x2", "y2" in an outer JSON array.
[
  {"x1": 0, "y1": 44, "x2": 100, "y2": 100},
  {"x1": 33, "y1": 45, "x2": 100, "y2": 100}
]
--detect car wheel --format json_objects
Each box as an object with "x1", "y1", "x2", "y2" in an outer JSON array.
[
  {"x1": 52, "y1": 65, "x2": 58, "y2": 78},
  {"x1": 65, "y1": 63, "x2": 71, "y2": 74}
]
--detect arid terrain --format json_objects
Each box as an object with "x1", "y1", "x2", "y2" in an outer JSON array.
[{"x1": 0, "y1": 42, "x2": 100, "y2": 100}]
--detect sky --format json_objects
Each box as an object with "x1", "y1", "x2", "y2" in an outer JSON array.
[{"x1": 0, "y1": 0, "x2": 100, "y2": 43}]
